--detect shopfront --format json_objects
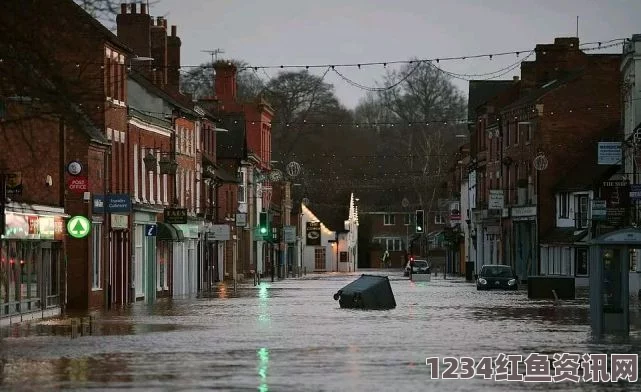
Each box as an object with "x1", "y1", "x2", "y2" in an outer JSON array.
[
  {"x1": 1, "y1": 209, "x2": 65, "y2": 322},
  {"x1": 132, "y1": 210, "x2": 158, "y2": 302},
  {"x1": 174, "y1": 223, "x2": 199, "y2": 297},
  {"x1": 156, "y1": 222, "x2": 183, "y2": 298}
]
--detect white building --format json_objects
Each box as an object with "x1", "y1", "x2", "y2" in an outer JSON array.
[
  {"x1": 298, "y1": 193, "x2": 358, "y2": 273},
  {"x1": 621, "y1": 34, "x2": 641, "y2": 296}
]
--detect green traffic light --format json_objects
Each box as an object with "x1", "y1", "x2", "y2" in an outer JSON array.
[
  {"x1": 260, "y1": 227, "x2": 267, "y2": 234},
  {"x1": 417, "y1": 226, "x2": 422, "y2": 231}
]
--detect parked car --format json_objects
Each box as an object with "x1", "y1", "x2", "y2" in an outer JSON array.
[
  {"x1": 475, "y1": 264, "x2": 518, "y2": 291},
  {"x1": 404, "y1": 259, "x2": 431, "y2": 276}
]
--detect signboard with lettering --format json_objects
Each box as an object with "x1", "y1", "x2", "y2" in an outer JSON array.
[
  {"x1": 306, "y1": 221, "x2": 321, "y2": 246},
  {"x1": 600, "y1": 180, "x2": 630, "y2": 227},
  {"x1": 598, "y1": 142, "x2": 622, "y2": 165},
  {"x1": 67, "y1": 176, "x2": 89, "y2": 194},
  {"x1": 489, "y1": 190, "x2": 504, "y2": 210},
  {"x1": 2, "y1": 212, "x2": 64, "y2": 240},
  {"x1": 591, "y1": 200, "x2": 607, "y2": 221},
  {"x1": 207, "y1": 224, "x2": 230, "y2": 241},
  {"x1": 283, "y1": 226, "x2": 296, "y2": 243},
  {"x1": 93, "y1": 194, "x2": 132, "y2": 214},
  {"x1": 164, "y1": 208, "x2": 187, "y2": 224}
]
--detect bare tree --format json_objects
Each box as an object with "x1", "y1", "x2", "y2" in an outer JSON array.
[{"x1": 354, "y1": 59, "x2": 467, "y2": 221}]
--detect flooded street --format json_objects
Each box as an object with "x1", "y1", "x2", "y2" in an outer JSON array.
[{"x1": 1, "y1": 271, "x2": 640, "y2": 391}]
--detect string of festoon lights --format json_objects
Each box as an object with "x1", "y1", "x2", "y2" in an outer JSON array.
[
  {"x1": 174, "y1": 38, "x2": 625, "y2": 70},
  {"x1": 135, "y1": 100, "x2": 626, "y2": 129}
]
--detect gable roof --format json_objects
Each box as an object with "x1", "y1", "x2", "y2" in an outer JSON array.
[
  {"x1": 467, "y1": 80, "x2": 515, "y2": 119},
  {"x1": 304, "y1": 199, "x2": 350, "y2": 232},
  {"x1": 501, "y1": 70, "x2": 584, "y2": 111},
  {"x1": 129, "y1": 72, "x2": 198, "y2": 117},
  {"x1": 66, "y1": 0, "x2": 134, "y2": 54}
]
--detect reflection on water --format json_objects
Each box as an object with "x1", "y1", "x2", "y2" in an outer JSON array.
[
  {"x1": 0, "y1": 271, "x2": 639, "y2": 391},
  {"x1": 257, "y1": 347, "x2": 269, "y2": 392}
]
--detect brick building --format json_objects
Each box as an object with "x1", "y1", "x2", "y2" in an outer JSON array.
[
  {"x1": 468, "y1": 37, "x2": 621, "y2": 282},
  {"x1": 0, "y1": 0, "x2": 134, "y2": 313}
]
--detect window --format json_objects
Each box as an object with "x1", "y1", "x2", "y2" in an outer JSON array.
[
  {"x1": 559, "y1": 193, "x2": 569, "y2": 218},
  {"x1": 514, "y1": 122, "x2": 520, "y2": 145},
  {"x1": 92, "y1": 223, "x2": 102, "y2": 289},
  {"x1": 314, "y1": 247, "x2": 326, "y2": 271},
  {"x1": 404, "y1": 213, "x2": 411, "y2": 225},
  {"x1": 374, "y1": 237, "x2": 403, "y2": 251},
  {"x1": 384, "y1": 214, "x2": 395, "y2": 225},
  {"x1": 575, "y1": 194, "x2": 589, "y2": 228},
  {"x1": 434, "y1": 213, "x2": 445, "y2": 225},
  {"x1": 238, "y1": 170, "x2": 246, "y2": 203}
]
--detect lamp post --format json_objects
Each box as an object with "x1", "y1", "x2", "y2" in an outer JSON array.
[{"x1": 533, "y1": 152, "x2": 548, "y2": 278}]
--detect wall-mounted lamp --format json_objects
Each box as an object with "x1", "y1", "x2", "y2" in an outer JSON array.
[{"x1": 45, "y1": 175, "x2": 52, "y2": 187}]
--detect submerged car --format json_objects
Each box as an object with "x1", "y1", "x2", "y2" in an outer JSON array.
[
  {"x1": 475, "y1": 264, "x2": 518, "y2": 291},
  {"x1": 404, "y1": 259, "x2": 431, "y2": 276}
]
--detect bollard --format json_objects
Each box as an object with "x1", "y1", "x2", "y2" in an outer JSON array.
[{"x1": 304, "y1": 267, "x2": 307, "y2": 276}]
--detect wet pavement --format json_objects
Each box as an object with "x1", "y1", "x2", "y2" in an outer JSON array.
[{"x1": 1, "y1": 270, "x2": 640, "y2": 391}]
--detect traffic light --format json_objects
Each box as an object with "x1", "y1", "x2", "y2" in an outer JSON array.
[
  {"x1": 259, "y1": 211, "x2": 269, "y2": 236},
  {"x1": 415, "y1": 210, "x2": 424, "y2": 233}
]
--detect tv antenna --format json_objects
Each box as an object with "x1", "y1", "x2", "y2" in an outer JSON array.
[{"x1": 202, "y1": 49, "x2": 225, "y2": 64}]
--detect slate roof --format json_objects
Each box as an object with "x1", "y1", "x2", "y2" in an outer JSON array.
[
  {"x1": 304, "y1": 195, "x2": 352, "y2": 232},
  {"x1": 467, "y1": 80, "x2": 515, "y2": 120},
  {"x1": 501, "y1": 70, "x2": 584, "y2": 111}
]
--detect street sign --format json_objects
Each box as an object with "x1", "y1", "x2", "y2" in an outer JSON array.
[
  {"x1": 145, "y1": 224, "x2": 157, "y2": 236},
  {"x1": 67, "y1": 215, "x2": 91, "y2": 239}
]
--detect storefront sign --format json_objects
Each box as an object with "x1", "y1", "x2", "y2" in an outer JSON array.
[
  {"x1": 2, "y1": 212, "x2": 64, "y2": 240},
  {"x1": 67, "y1": 176, "x2": 89, "y2": 194},
  {"x1": 235, "y1": 213, "x2": 247, "y2": 227},
  {"x1": 511, "y1": 206, "x2": 536, "y2": 217},
  {"x1": 67, "y1": 215, "x2": 91, "y2": 239},
  {"x1": 111, "y1": 214, "x2": 129, "y2": 229},
  {"x1": 489, "y1": 190, "x2": 504, "y2": 210},
  {"x1": 306, "y1": 221, "x2": 321, "y2": 246},
  {"x1": 93, "y1": 194, "x2": 132, "y2": 214},
  {"x1": 207, "y1": 224, "x2": 230, "y2": 241},
  {"x1": 164, "y1": 207, "x2": 187, "y2": 224}
]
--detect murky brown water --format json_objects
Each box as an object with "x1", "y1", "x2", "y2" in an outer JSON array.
[{"x1": 1, "y1": 271, "x2": 639, "y2": 391}]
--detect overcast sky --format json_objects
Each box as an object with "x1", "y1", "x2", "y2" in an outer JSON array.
[{"x1": 137, "y1": 0, "x2": 641, "y2": 109}]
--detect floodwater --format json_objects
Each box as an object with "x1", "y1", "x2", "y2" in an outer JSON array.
[{"x1": 1, "y1": 270, "x2": 640, "y2": 391}]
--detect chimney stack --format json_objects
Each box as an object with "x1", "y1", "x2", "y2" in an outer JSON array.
[
  {"x1": 116, "y1": 2, "x2": 152, "y2": 77},
  {"x1": 150, "y1": 17, "x2": 168, "y2": 87},
  {"x1": 167, "y1": 25, "x2": 181, "y2": 93},
  {"x1": 140, "y1": 2, "x2": 146, "y2": 14},
  {"x1": 214, "y1": 61, "x2": 238, "y2": 103}
]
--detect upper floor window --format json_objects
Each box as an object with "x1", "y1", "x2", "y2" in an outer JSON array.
[
  {"x1": 384, "y1": 214, "x2": 395, "y2": 225},
  {"x1": 404, "y1": 213, "x2": 411, "y2": 226},
  {"x1": 558, "y1": 193, "x2": 569, "y2": 218},
  {"x1": 238, "y1": 170, "x2": 246, "y2": 203},
  {"x1": 434, "y1": 213, "x2": 445, "y2": 225},
  {"x1": 575, "y1": 194, "x2": 589, "y2": 228}
]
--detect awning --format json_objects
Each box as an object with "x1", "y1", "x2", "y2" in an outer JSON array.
[{"x1": 157, "y1": 222, "x2": 185, "y2": 242}]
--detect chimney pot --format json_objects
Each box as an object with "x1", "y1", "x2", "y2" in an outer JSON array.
[
  {"x1": 156, "y1": 16, "x2": 162, "y2": 26},
  {"x1": 120, "y1": 3, "x2": 127, "y2": 14},
  {"x1": 140, "y1": 2, "x2": 146, "y2": 14},
  {"x1": 162, "y1": 19, "x2": 167, "y2": 28},
  {"x1": 131, "y1": 2, "x2": 137, "y2": 13},
  {"x1": 171, "y1": 25, "x2": 177, "y2": 37}
]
